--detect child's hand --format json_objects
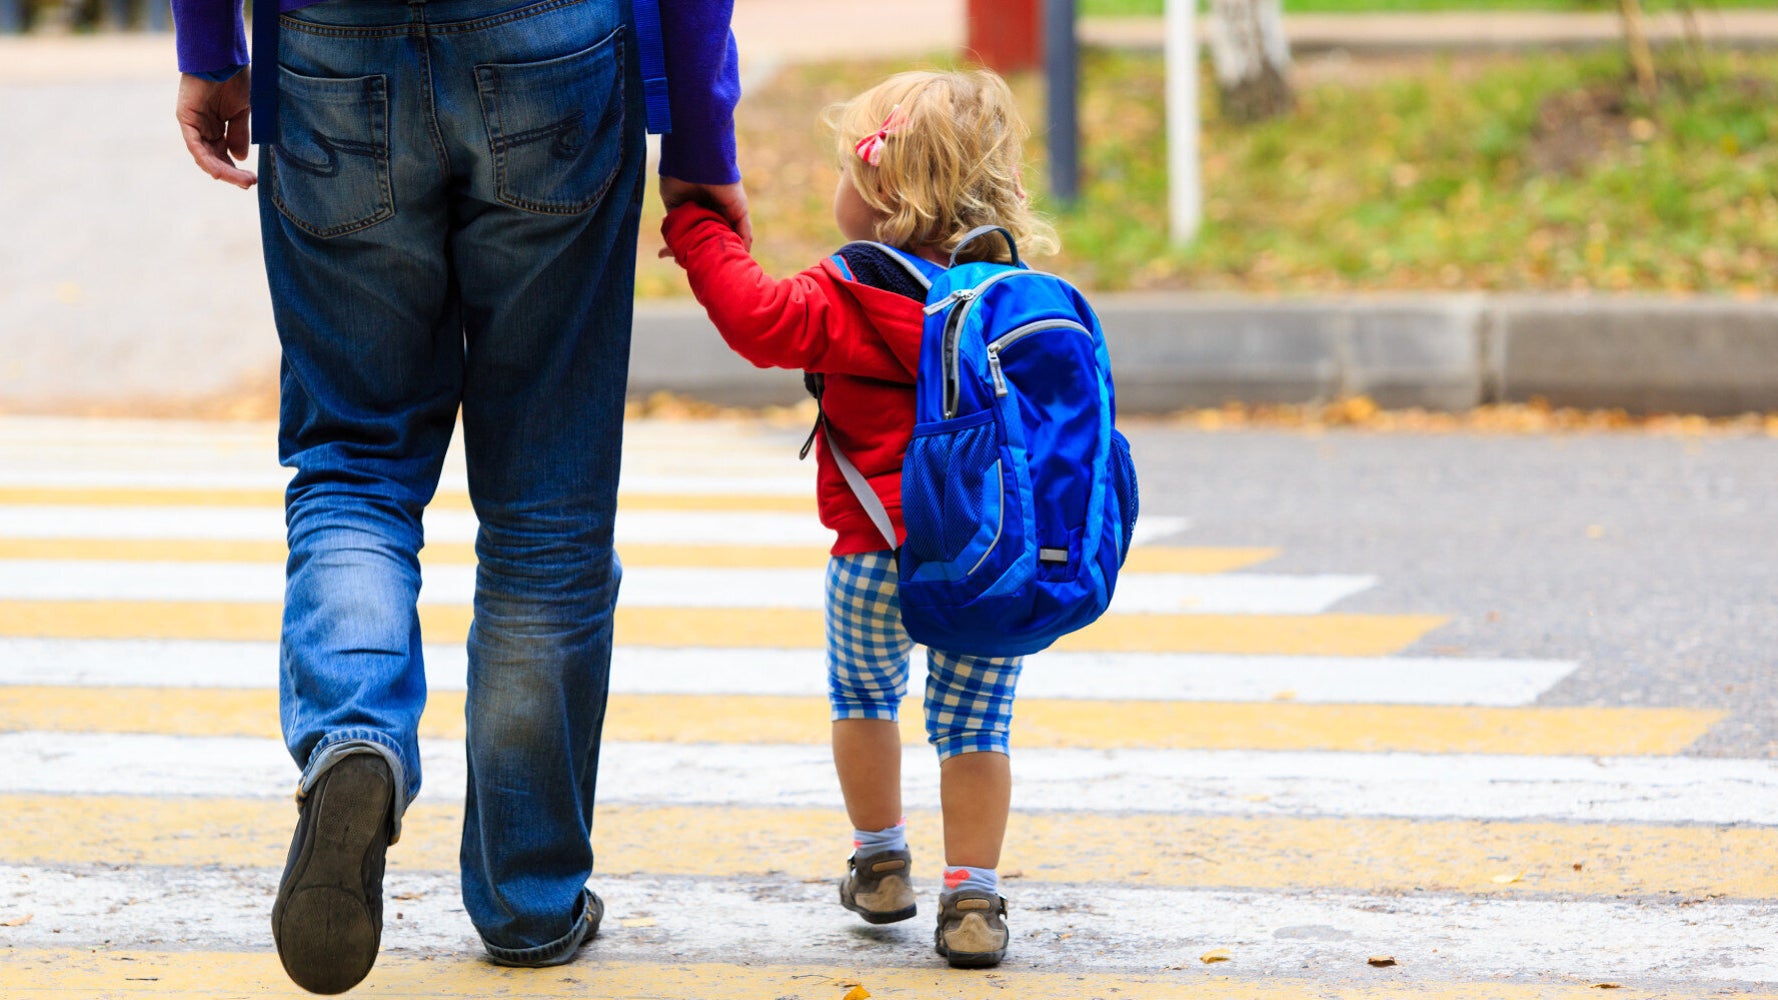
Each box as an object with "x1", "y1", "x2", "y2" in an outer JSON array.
[{"x1": 660, "y1": 176, "x2": 753, "y2": 250}]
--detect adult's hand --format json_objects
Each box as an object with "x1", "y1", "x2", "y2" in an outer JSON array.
[
  {"x1": 659, "y1": 176, "x2": 752, "y2": 250},
  {"x1": 177, "y1": 72, "x2": 256, "y2": 189}
]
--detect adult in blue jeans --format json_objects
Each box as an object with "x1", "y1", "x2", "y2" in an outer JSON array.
[{"x1": 171, "y1": 0, "x2": 747, "y2": 990}]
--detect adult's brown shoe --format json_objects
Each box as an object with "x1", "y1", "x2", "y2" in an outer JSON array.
[{"x1": 271, "y1": 753, "x2": 393, "y2": 994}]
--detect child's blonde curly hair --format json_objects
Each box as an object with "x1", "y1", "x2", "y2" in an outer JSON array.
[{"x1": 828, "y1": 69, "x2": 1060, "y2": 264}]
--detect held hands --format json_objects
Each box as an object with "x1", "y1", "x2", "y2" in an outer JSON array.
[
  {"x1": 658, "y1": 176, "x2": 752, "y2": 258},
  {"x1": 177, "y1": 71, "x2": 256, "y2": 189}
]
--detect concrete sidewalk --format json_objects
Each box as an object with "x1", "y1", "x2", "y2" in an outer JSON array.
[
  {"x1": 631, "y1": 294, "x2": 1778, "y2": 417},
  {"x1": 2, "y1": 12, "x2": 1774, "y2": 418}
]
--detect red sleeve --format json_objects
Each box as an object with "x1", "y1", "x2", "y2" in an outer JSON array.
[{"x1": 661, "y1": 205, "x2": 906, "y2": 377}]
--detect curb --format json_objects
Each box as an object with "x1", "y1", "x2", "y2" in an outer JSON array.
[{"x1": 629, "y1": 295, "x2": 1778, "y2": 416}]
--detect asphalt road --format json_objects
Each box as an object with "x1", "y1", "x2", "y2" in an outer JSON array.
[{"x1": 1110, "y1": 423, "x2": 1778, "y2": 757}]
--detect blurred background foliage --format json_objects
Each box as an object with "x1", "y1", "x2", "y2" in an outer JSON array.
[{"x1": 634, "y1": 46, "x2": 1776, "y2": 297}]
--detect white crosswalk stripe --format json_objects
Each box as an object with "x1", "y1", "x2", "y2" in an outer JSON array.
[
  {"x1": 3, "y1": 866, "x2": 1775, "y2": 984},
  {"x1": 4, "y1": 732, "x2": 1775, "y2": 825},
  {"x1": 0, "y1": 559, "x2": 1372, "y2": 614},
  {"x1": 0, "y1": 505, "x2": 1190, "y2": 549},
  {"x1": 0, "y1": 638, "x2": 1578, "y2": 704}
]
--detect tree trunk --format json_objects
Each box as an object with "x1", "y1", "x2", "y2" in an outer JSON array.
[
  {"x1": 1209, "y1": 0, "x2": 1293, "y2": 123},
  {"x1": 1618, "y1": 0, "x2": 1660, "y2": 101}
]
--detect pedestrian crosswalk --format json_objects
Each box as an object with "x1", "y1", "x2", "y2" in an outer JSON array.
[{"x1": 0, "y1": 415, "x2": 1772, "y2": 997}]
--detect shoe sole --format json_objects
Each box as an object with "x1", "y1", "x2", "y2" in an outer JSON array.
[
  {"x1": 940, "y1": 947, "x2": 1007, "y2": 968},
  {"x1": 272, "y1": 757, "x2": 391, "y2": 995},
  {"x1": 840, "y1": 875, "x2": 917, "y2": 925}
]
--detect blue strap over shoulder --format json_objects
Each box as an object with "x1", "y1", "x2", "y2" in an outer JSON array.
[{"x1": 632, "y1": 0, "x2": 672, "y2": 134}]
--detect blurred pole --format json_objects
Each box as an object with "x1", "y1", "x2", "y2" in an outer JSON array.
[
  {"x1": 105, "y1": 0, "x2": 130, "y2": 29},
  {"x1": 0, "y1": 0, "x2": 23, "y2": 33},
  {"x1": 145, "y1": 0, "x2": 169, "y2": 31},
  {"x1": 1044, "y1": 0, "x2": 1078, "y2": 205},
  {"x1": 1166, "y1": 0, "x2": 1203, "y2": 244}
]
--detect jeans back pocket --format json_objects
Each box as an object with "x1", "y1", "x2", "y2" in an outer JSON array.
[
  {"x1": 475, "y1": 26, "x2": 625, "y2": 216},
  {"x1": 271, "y1": 68, "x2": 393, "y2": 239}
]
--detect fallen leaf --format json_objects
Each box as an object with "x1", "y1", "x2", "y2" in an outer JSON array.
[
  {"x1": 1199, "y1": 949, "x2": 1232, "y2": 963},
  {"x1": 1593, "y1": 985, "x2": 1622, "y2": 990},
  {"x1": 1367, "y1": 956, "x2": 1397, "y2": 967},
  {"x1": 620, "y1": 917, "x2": 658, "y2": 928},
  {"x1": 1490, "y1": 871, "x2": 1526, "y2": 885},
  {"x1": 0, "y1": 914, "x2": 32, "y2": 927},
  {"x1": 842, "y1": 987, "x2": 872, "y2": 1000},
  {"x1": 1573, "y1": 862, "x2": 1585, "y2": 871}
]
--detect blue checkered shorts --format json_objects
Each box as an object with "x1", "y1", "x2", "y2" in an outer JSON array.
[{"x1": 825, "y1": 550, "x2": 1023, "y2": 759}]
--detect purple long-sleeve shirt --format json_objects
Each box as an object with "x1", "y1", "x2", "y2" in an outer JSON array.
[{"x1": 171, "y1": 0, "x2": 739, "y2": 183}]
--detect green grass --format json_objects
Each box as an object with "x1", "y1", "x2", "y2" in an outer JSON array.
[
  {"x1": 1050, "y1": 48, "x2": 1777, "y2": 293},
  {"x1": 1082, "y1": 0, "x2": 1778, "y2": 14},
  {"x1": 635, "y1": 49, "x2": 1778, "y2": 298}
]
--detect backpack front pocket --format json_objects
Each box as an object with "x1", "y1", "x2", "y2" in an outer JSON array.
[
  {"x1": 475, "y1": 27, "x2": 626, "y2": 216},
  {"x1": 901, "y1": 411, "x2": 1009, "y2": 581},
  {"x1": 270, "y1": 68, "x2": 392, "y2": 239}
]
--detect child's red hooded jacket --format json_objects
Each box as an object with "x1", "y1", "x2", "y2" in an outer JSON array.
[{"x1": 662, "y1": 204, "x2": 924, "y2": 555}]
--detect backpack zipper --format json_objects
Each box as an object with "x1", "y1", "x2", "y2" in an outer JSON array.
[
  {"x1": 985, "y1": 350, "x2": 1007, "y2": 397},
  {"x1": 983, "y1": 319, "x2": 1091, "y2": 399},
  {"x1": 930, "y1": 270, "x2": 1052, "y2": 419}
]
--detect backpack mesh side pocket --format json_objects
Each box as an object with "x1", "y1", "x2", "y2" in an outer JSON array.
[
  {"x1": 1109, "y1": 429, "x2": 1140, "y2": 566},
  {"x1": 902, "y1": 412, "x2": 1003, "y2": 572}
]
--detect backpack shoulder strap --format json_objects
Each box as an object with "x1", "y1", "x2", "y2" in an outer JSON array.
[
  {"x1": 797, "y1": 376, "x2": 898, "y2": 550},
  {"x1": 826, "y1": 426, "x2": 898, "y2": 551},
  {"x1": 631, "y1": 0, "x2": 672, "y2": 134}
]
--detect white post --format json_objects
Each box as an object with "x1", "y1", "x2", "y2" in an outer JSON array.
[{"x1": 1165, "y1": 0, "x2": 1202, "y2": 245}]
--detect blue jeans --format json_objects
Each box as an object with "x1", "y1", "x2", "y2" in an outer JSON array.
[{"x1": 259, "y1": 0, "x2": 644, "y2": 964}]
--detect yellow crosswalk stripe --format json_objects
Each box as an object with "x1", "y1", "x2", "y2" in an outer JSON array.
[
  {"x1": 0, "y1": 485, "x2": 813, "y2": 513},
  {"x1": 1, "y1": 950, "x2": 1740, "y2": 1000},
  {"x1": 0, "y1": 601, "x2": 1446, "y2": 655},
  {"x1": 1, "y1": 795, "x2": 1769, "y2": 898},
  {"x1": 0, "y1": 687, "x2": 1719, "y2": 755},
  {"x1": 0, "y1": 538, "x2": 1276, "y2": 573}
]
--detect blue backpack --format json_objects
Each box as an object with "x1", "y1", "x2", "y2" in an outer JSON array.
[{"x1": 822, "y1": 226, "x2": 1139, "y2": 658}]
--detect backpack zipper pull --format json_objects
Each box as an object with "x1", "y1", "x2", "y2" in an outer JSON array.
[
  {"x1": 925, "y1": 287, "x2": 976, "y2": 316},
  {"x1": 986, "y1": 348, "x2": 1008, "y2": 397}
]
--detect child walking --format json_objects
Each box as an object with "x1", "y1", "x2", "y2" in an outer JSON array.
[{"x1": 661, "y1": 69, "x2": 1058, "y2": 968}]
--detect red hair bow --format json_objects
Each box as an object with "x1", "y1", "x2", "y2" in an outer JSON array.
[{"x1": 853, "y1": 106, "x2": 909, "y2": 167}]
